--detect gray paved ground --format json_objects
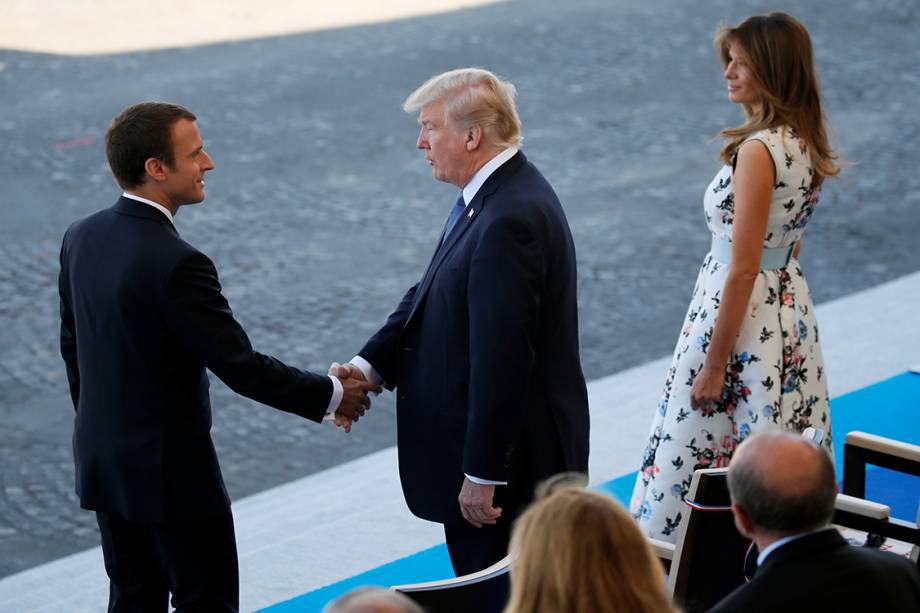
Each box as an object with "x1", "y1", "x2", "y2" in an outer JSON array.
[{"x1": 1, "y1": 0, "x2": 918, "y2": 579}]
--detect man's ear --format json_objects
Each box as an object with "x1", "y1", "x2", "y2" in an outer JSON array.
[
  {"x1": 465, "y1": 125, "x2": 483, "y2": 151},
  {"x1": 144, "y1": 157, "x2": 169, "y2": 183},
  {"x1": 732, "y1": 503, "x2": 755, "y2": 539}
]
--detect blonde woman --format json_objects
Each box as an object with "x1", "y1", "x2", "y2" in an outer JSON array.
[
  {"x1": 631, "y1": 12, "x2": 840, "y2": 542},
  {"x1": 505, "y1": 481, "x2": 674, "y2": 613}
]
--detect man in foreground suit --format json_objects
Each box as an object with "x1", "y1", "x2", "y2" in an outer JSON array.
[
  {"x1": 59, "y1": 102, "x2": 380, "y2": 612},
  {"x1": 333, "y1": 68, "x2": 590, "y2": 575},
  {"x1": 710, "y1": 430, "x2": 920, "y2": 612}
]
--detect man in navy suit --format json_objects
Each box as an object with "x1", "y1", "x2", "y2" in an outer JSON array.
[
  {"x1": 710, "y1": 430, "x2": 920, "y2": 612},
  {"x1": 333, "y1": 68, "x2": 590, "y2": 575},
  {"x1": 59, "y1": 102, "x2": 379, "y2": 612}
]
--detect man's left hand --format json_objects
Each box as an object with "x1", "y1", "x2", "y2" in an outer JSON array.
[{"x1": 458, "y1": 477, "x2": 502, "y2": 528}]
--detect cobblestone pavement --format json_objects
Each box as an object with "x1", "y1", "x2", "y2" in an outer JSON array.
[{"x1": 1, "y1": 0, "x2": 918, "y2": 578}]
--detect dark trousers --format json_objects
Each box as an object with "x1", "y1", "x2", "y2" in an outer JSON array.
[
  {"x1": 95, "y1": 508, "x2": 239, "y2": 613},
  {"x1": 443, "y1": 520, "x2": 511, "y2": 576},
  {"x1": 443, "y1": 432, "x2": 566, "y2": 575},
  {"x1": 443, "y1": 521, "x2": 511, "y2": 613}
]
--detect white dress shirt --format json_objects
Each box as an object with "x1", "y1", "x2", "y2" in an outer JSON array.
[
  {"x1": 756, "y1": 526, "x2": 835, "y2": 566},
  {"x1": 122, "y1": 192, "x2": 176, "y2": 227},
  {"x1": 351, "y1": 146, "x2": 520, "y2": 485},
  {"x1": 123, "y1": 192, "x2": 344, "y2": 415},
  {"x1": 460, "y1": 146, "x2": 518, "y2": 207}
]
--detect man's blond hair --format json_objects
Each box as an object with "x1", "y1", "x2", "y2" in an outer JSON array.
[{"x1": 403, "y1": 67, "x2": 522, "y2": 149}]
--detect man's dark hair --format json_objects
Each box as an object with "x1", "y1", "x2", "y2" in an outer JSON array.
[
  {"x1": 727, "y1": 435, "x2": 836, "y2": 533},
  {"x1": 104, "y1": 102, "x2": 196, "y2": 189}
]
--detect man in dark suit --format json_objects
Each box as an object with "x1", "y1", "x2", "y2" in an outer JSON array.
[
  {"x1": 710, "y1": 430, "x2": 920, "y2": 612},
  {"x1": 332, "y1": 68, "x2": 589, "y2": 575},
  {"x1": 59, "y1": 102, "x2": 380, "y2": 612}
]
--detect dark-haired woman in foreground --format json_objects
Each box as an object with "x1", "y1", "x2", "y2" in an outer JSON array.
[{"x1": 631, "y1": 12, "x2": 841, "y2": 542}]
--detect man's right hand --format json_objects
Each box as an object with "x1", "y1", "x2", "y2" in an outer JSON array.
[
  {"x1": 329, "y1": 362, "x2": 368, "y2": 383},
  {"x1": 329, "y1": 363, "x2": 380, "y2": 431}
]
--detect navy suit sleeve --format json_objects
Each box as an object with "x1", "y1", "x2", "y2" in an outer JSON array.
[
  {"x1": 359, "y1": 282, "x2": 418, "y2": 390},
  {"x1": 464, "y1": 215, "x2": 545, "y2": 481},
  {"x1": 163, "y1": 250, "x2": 331, "y2": 421},
  {"x1": 58, "y1": 238, "x2": 79, "y2": 411}
]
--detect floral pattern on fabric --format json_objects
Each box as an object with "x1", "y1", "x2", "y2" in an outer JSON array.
[{"x1": 630, "y1": 127, "x2": 832, "y2": 542}]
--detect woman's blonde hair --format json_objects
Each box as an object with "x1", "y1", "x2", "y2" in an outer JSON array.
[
  {"x1": 504, "y1": 476, "x2": 674, "y2": 613},
  {"x1": 403, "y1": 67, "x2": 522, "y2": 149},
  {"x1": 715, "y1": 12, "x2": 840, "y2": 185}
]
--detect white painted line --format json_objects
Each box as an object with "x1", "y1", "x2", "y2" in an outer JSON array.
[
  {"x1": 2, "y1": 271, "x2": 918, "y2": 612},
  {"x1": 817, "y1": 271, "x2": 920, "y2": 397}
]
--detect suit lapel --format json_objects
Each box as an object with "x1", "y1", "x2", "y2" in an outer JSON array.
[{"x1": 405, "y1": 151, "x2": 527, "y2": 325}]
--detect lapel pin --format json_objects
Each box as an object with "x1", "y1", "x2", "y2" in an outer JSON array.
[{"x1": 468, "y1": 208, "x2": 475, "y2": 219}]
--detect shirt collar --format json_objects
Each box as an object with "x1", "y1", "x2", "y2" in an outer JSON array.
[
  {"x1": 122, "y1": 192, "x2": 176, "y2": 227},
  {"x1": 461, "y1": 146, "x2": 519, "y2": 205},
  {"x1": 756, "y1": 526, "x2": 834, "y2": 566}
]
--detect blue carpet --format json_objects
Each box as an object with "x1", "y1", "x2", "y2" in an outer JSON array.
[
  {"x1": 259, "y1": 372, "x2": 920, "y2": 612},
  {"x1": 260, "y1": 545, "x2": 454, "y2": 612},
  {"x1": 829, "y1": 372, "x2": 920, "y2": 520},
  {"x1": 597, "y1": 471, "x2": 638, "y2": 507},
  {"x1": 866, "y1": 468, "x2": 920, "y2": 521}
]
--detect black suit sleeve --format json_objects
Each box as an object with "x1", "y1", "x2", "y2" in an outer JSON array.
[
  {"x1": 163, "y1": 250, "x2": 331, "y2": 421},
  {"x1": 359, "y1": 282, "x2": 419, "y2": 390},
  {"x1": 464, "y1": 215, "x2": 545, "y2": 480},
  {"x1": 58, "y1": 240, "x2": 79, "y2": 411}
]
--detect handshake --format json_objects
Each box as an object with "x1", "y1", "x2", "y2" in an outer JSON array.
[{"x1": 328, "y1": 362, "x2": 381, "y2": 433}]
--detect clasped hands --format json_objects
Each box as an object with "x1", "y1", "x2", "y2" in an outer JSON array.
[{"x1": 328, "y1": 362, "x2": 379, "y2": 432}]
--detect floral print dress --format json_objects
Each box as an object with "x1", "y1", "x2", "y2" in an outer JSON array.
[{"x1": 630, "y1": 127, "x2": 832, "y2": 542}]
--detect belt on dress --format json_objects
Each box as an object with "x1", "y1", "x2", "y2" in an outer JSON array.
[{"x1": 709, "y1": 235, "x2": 795, "y2": 270}]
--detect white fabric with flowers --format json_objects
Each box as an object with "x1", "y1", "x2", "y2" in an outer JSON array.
[{"x1": 630, "y1": 126, "x2": 832, "y2": 542}]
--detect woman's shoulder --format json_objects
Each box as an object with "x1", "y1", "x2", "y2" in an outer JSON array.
[
  {"x1": 743, "y1": 126, "x2": 786, "y2": 149},
  {"x1": 743, "y1": 126, "x2": 811, "y2": 175},
  {"x1": 752, "y1": 126, "x2": 811, "y2": 155}
]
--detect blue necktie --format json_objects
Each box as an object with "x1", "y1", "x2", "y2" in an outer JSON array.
[{"x1": 443, "y1": 192, "x2": 466, "y2": 239}]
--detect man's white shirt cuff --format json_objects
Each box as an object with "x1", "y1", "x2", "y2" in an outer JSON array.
[
  {"x1": 465, "y1": 473, "x2": 508, "y2": 486},
  {"x1": 350, "y1": 355, "x2": 384, "y2": 388},
  {"x1": 325, "y1": 375, "x2": 343, "y2": 415}
]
